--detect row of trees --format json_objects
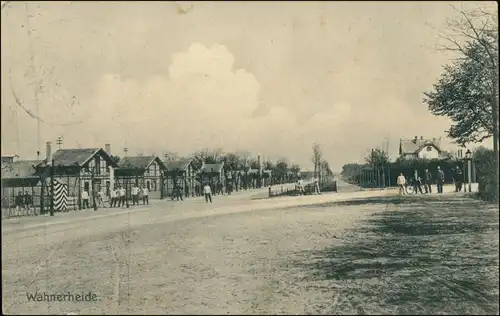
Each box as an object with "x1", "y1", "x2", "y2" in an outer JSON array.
[
  {"x1": 132, "y1": 143, "x2": 334, "y2": 185},
  {"x1": 133, "y1": 148, "x2": 302, "y2": 184}
]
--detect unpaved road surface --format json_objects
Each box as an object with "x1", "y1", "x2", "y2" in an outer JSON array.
[{"x1": 2, "y1": 189, "x2": 498, "y2": 315}]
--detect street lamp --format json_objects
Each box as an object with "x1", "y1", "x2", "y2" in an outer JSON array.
[{"x1": 465, "y1": 149, "x2": 472, "y2": 193}]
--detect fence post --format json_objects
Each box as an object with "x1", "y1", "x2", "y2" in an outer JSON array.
[
  {"x1": 268, "y1": 186, "x2": 272, "y2": 198},
  {"x1": 50, "y1": 159, "x2": 55, "y2": 216}
]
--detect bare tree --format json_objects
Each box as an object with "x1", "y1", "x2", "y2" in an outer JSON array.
[{"x1": 311, "y1": 143, "x2": 323, "y2": 180}]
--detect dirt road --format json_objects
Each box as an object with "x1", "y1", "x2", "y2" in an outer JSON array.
[{"x1": 2, "y1": 189, "x2": 498, "y2": 315}]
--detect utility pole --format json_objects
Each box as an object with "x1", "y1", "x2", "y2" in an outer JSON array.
[
  {"x1": 385, "y1": 135, "x2": 391, "y2": 187},
  {"x1": 56, "y1": 136, "x2": 63, "y2": 149},
  {"x1": 50, "y1": 158, "x2": 54, "y2": 216},
  {"x1": 91, "y1": 164, "x2": 98, "y2": 211}
]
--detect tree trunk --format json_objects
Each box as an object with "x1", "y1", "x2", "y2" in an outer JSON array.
[{"x1": 492, "y1": 71, "x2": 499, "y2": 201}]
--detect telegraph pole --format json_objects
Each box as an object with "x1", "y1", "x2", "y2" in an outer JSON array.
[
  {"x1": 56, "y1": 136, "x2": 63, "y2": 149},
  {"x1": 49, "y1": 158, "x2": 55, "y2": 216}
]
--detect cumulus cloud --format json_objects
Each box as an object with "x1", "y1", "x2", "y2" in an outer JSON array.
[{"x1": 66, "y1": 43, "x2": 301, "y2": 158}]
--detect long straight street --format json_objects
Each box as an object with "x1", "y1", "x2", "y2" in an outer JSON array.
[{"x1": 2, "y1": 184, "x2": 498, "y2": 315}]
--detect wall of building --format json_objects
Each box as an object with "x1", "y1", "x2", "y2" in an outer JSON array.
[{"x1": 417, "y1": 145, "x2": 441, "y2": 160}]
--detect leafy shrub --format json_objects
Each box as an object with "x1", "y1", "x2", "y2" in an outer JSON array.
[{"x1": 473, "y1": 147, "x2": 498, "y2": 202}]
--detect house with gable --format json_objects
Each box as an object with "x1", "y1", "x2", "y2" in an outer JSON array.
[
  {"x1": 198, "y1": 162, "x2": 225, "y2": 193},
  {"x1": 35, "y1": 142, "x2": 118, "y2": 209},
  {"x1": 115, "y1": 155, "x2": 167, "y2": 200},
  {"x1": 164, "y1": 157, "x2": 196, "y2": 198},
  {"x1": 399, "y1": 136, "x2": 446, "y2": 160}
]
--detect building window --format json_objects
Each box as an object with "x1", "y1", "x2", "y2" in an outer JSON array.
[{"x1": 426, "y1": 146, "x2": 432, "y2": 152}]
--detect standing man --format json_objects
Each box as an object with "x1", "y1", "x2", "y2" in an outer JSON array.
[
  {"x1": 115, "y1": 186, "x2": 121, "y2": 207},
  {"x1": 423, "y1": 169, "x2": 433, "y2": 194},
  {"x1": 453, "y1": 166, "x2": 463, "y2": 192},
  {"x1": 397, "y1": 173, "x2": 407, "y2": 196},
  {"x1": 203, "y1": 182, "x2": 213, "y2": 203},
  {"x1": 110, "y1": 187, "x2": 117, "y2": 208},
  {"x1": 131, "y1": 184, "x2": 140, "y2": 205},
  {"x1": 14, "y1": 191, "x2": 24, "y2": 215},
  {"x1": 436, "y1": 166, "x2": 445, "y2": 194},
  {"x1": 120, "y1": 186, "x2": 126, "y2": 208},
  {"x1": 413, "y1": 170, "x2": 424, "y2": 194},
  {"x1": 172, "y1": 182, "x2": 183, "y2": 201},
  {"x1": 81, "y1": 189, "x2": 90, "y2": 209},
  {"x1": 97, "y1": 189, "x2": 104, "y2": 207},
  {"x1": 142, "y1": 185, "x2": 149, "y2": 205},
  {"x1": 24, "y1": 191, "x2": 34, "y2": 215},
  {"x1": 313, "y1": 177, "x2": 321, "y2": 194}
]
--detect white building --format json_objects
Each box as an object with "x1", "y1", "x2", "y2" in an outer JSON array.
[{"x1": 399, "y1": 136, "x2": 446, "y2": 160}]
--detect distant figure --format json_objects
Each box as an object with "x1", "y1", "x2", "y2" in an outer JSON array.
[
  {"x1": 15, "y1": 191, "x2": 24, "y2": 215},
  {"x1": 120, "y1": 186, "x2": 127, "y2": 207},
  {"x1": 110, "y1": 188, "x2": 117, "y2": 207},
  {"x1": 217, "y1": 182, "x2": 224, "y2": 195},
  {"x1": 397, "y1": 173, "x2": 406, "y2": 196},
  {"x1": 24, "y1": 191, "x2": 34, "y2": 214},
  {"x1": 142, "y1": 186, "x2": 149, "y2": 205},
  {"x1": 313, "y1": 177, "x2": 321, "y2": 194},
  {"x1": 172, "y1": 182, "x2": 183, "y2": 201},
  {"x1": 453, "y1": 166, "x2": 463, "y2": 192},
  {"x1": 81, "y1": 189, "x2": 90, "y2": 209},
  {"x1": 436, "y1": 166, "x2": 445, "y2": 194},
  {"x1": 413, "y1": 170, "x2": 424, "y2": 194},
  {"x1": 97, "y1": 189, "x2": 104, "y2": 207},
  {"x1": 131, "y1": 185, "x2": 140, "y2": 205},
  {"x1": 203, "y1": 183, "x2": 213, "y2": 203},
  {"x1": 297, "y1": 179, "x2": 305, "y2": 195},
  {"x1": 423, "y1": 169, "x2": 433, "y2": 194}
]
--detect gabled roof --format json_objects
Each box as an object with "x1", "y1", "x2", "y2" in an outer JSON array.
[
  {"x1": 399, "y1": 137, "x2": 442, "y2": 155},
  {"x1": 200, "y1": 162, "x2": 224, "y2": 173},
  {"x1": 165, "y1": 158, "x2": 193, "y2": 171},
  {"x1": 37, "y1": 148, "x2": 118, "y2": 168},
  {"x1": 118, "y1": 156, "x2": 166, "y2": 171}
]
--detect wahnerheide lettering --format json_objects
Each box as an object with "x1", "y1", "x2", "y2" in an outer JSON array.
[{"x1": 26, "y1": 292, "x2": 98, "y2": 302}]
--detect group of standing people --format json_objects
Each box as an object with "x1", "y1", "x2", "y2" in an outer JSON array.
[
  {"x1": 13, "y1": 191, "x2": 35, "y2": 214},
  {"x1": 397, "y1": 166, "x2": 448, "y2": 195},
  {"x1": 80, "y1": 185, "x2": 150, "y2": 209},
  {"x1": 110, "y1": 185, "x2": 149, "y2": 207}
]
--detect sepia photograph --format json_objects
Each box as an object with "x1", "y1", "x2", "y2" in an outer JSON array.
[{"x1": 1, "y1": 1, "x2": 498, "y2": 315}]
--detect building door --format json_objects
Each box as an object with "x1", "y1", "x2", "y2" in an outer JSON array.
[{"x1": 84, "y1": 181, "x2": 90, "y2": 192}]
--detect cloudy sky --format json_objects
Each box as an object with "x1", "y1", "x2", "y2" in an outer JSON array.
[{"x1": 1, "y1": 1, "x2": 494, "y2": 170}]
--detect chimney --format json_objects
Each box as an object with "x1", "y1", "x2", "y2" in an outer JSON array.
[
  {"x1": 105, "y1": 144, "x2": 111, "y2": 155},
  {"x1": 46, "y1": 142, "x2": 52, "y2": 162},
  {"x1": 420, "y1": 136, "x2": 423, "y2": 140},
  {"x1": 413, "y1": 136, "x2": 418, "y2": 144}
]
